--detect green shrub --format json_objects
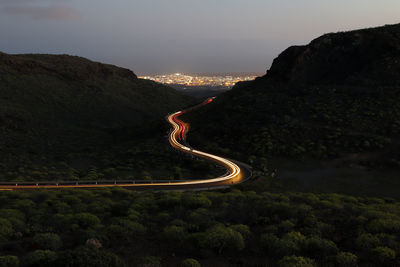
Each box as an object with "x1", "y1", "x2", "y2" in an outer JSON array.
[
  {"x1": 278, "y1": 255, "x2": 315, "y2": 267},
  {"x1": 57, "y1": 247, "x2": 125, "y2": 267},
  {"x1": 180, "y1": 258, "x2": 201, "y2": 267},
  {"x1": 0, "y1": 256, "x2": 19, "y2": 267},
  {"x1": 336, "y1": 252, "x2": 358, "y2": 267},
  {"x1": 24, "y1": 250, "x2": 57, "y2": 267},
  {"x1": 32, "y1": 233, "x2": 62, "y2": 250}
]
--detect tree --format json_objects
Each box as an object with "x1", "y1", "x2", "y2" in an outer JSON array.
[
  {"x1": 305, "y1": 237, "x2": 338, "y2": 258},
  {"x1": 278, "y1": 255, "x2": 315, "y2": 267},
  {"x1": 367, "y1": 219, "x2": 400, "y2": 234},
  {"x1": 201, "y1": 225, "x2": 244, "y2": 254},
  {"x1": 57, "y1": 247, "x2": 125, "y2": 267},
  {"x1": 279, "y1": 220, "x2": 296, "y2": 233},
  {"x1": 157, "y1": 192, "x2": 182, "y2": 208},
  {"x1": 371, "y1": 246, "x2": 396, "y2": 266},
  {"x1": 136, "y1": 256, "x2": 160, "y2": 267},
  {"x1": 73, "y1": 213, "x2": 101, "y2": 229},
  {"x1": 107, "y1": 219, "x2": 146, "y2": 242},
  {"x1": 163, "y1": 225, "x2": 187, "y2": 242},
  {"x1": 355, "y1": 233, "x2": 380, "y2": 249},
  {"x1": 32, "y1": 233, "x2": 62, "y2": 251},
  {"x1": 24, "y1": 250, "x2": 57, "y2": 267},
  {"x1": 180, "y1": 258, "x2": 201, "y2": 267},
  {"x1": 260, "y1": 233, "x2": 299, "y2": 258},
  {"x1": 336, "y1": 252, "x2": 358, "y2": 267},
  {"x1": 230, "y1": 224, "x2": 251, "y2": 241},
  {"x1": 187, "y1": 208, "x2": 211, "y2": 226},
  {"x1": 182, "y1": 193, "x2": 212, "y2": 209},
  {"x1": 0, "y1": 256, "x2": 19, "y2": 267},
  {"x1": 0, "y1": 218, "x2": 13, "y2": 241}
]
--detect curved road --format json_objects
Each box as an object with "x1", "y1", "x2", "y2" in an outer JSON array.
[{"x1": 0, "y1": 97, "x2": 251, "y2": 191}]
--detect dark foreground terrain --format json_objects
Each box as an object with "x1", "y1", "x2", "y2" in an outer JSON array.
[{"x1": 0, "y1": 188, "x2": 399, "y2": 267}]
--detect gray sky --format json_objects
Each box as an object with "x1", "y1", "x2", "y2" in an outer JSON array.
[{"x1": 0, "y1": 0, "x2": 399, "y2": 74}]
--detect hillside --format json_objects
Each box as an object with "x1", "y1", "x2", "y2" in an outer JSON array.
[
  {"x1": 0, "y1": 53, "x2": 221, "y2": 182},
  {"x1": 184, "y1": 23, "x2": 400, "y2": 197}
]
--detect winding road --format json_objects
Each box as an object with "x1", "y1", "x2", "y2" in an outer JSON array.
[{"x1": 0, "y1": 97, "x2": 251, "y2": 191}]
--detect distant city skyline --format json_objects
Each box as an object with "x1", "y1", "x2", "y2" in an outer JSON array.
[
  {"x1": 0, "y1": 0, "x2": 399, "y2": 74},
  {"x1": 139, "y1": 72, "x2": 259, "y2": 88}
]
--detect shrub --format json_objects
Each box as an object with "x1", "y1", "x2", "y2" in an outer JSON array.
[
  {"x1": 32, "y1": 233, "x2": 62, "y2": 250},
  {"x1": 180, "y1": 258, "x2": 201, "y2": 267},
  {"x1": 24, "y1": 250, "x2": 57, "y2": 267},
  {"x1": 201, "y1": 225, "x2": 244, "y2": 254},
  {"x1": 57, "y1": 247, "x2": 125, "y2": 267},
  {"x1": 336, "y1": 252, "x2": 358, "y2": 267},
  {"x1": 278, "y1": 255, "x2": 315, "y2": 267},
  {"x1": 163, "y1": 225, "x2": 186, "y2": 241},
  {"x1": 136, "y1": 256, "x2": 160, "y2": 267},
  {"x1": 0, "y1": 256, "x2": 19, "y2": 267},
  {"x1": 371, "y1": 246, "x2": 396, "y2": 266}
]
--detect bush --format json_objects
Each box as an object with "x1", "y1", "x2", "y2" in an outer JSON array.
[
  {"x1": 336, "y1": 252, "x2": 358, "y2": 267},
  {"x1": 32, "y1": 233, "x2": 62, "y2": 250},
  {"x1": 136, "y1": 256, "x2": 161, "y2": 267},
  {"x1": 230, "y1": 224, "x2": 251, "y2": 241},
  {"x1": 180, "y1": 258, "x2": 201, "y2": 267},
  {"x1": 201, "y1": 225, "x2": 244, "y2": 254},
  {"x1": 305, "y1": 237, "x2": 338, "y2": 257},
  {"x1": 73, "y1": 213, "x2": 101, "y2": 229},
  {"x1": 0, "y1": 218, "x2": 13, "y2": 241},
  {"x1": 107, "y1": 219, "x2": 146, "y2": 239},
  {"x1": 24, "y1": 250, "x2": 57, "y2": 267},
  {"x1": 0, "y1": 256, "x2": 19, "y2": 267},
  {"x1": 355, "y1": 233, "x2": 380, "y2": 249},
  {"x1": 163, "y1": 225, "x2": 187, "y2": 241},
  {"x1": 182, "y1": 194, "x2": 211, "y2": 209},
  {"x1": 371, "y1": 246, "x2": 396, "y2": 266},
  {"x1": 260, "y1": 233, "x2": 298, "y2": 257},
  {"x1": 57, "y1": 247, "x2": 125, "y2": 267},
  {"x1": 278, "y1": 255, "x2": 315, "y2": 267}
]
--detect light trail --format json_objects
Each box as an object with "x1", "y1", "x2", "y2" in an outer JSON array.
[{"x1": 0, "y1": 97, "x2": 248, "y2": 190}]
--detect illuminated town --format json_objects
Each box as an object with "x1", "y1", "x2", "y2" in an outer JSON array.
[{"x1": 139, "y1": 73, "x2": 259, "y2": 88}]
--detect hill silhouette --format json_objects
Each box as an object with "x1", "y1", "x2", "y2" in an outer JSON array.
[
  {"x1": 265, "y1": 23, "x2": 400, "y2": 86},
  {"x1": 0, "y1": 53, "x2": 207, "y2": 181},
  {"x1": 185, "y1": 23, "x2": 400, "y2": 197}
]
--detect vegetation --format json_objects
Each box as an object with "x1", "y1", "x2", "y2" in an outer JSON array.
[
  {"x1": 0, "y1": 188, "x2": 399, "y2": 266},
  {"x1": 184, "y1": 23, "x2": 400, "y2": 198},
  {"x1": 2, "y1": 24, "x2": 400, "y2": 266},
  {"x1": 0, "y1": 52, "x2": 225, "y2": 181}
]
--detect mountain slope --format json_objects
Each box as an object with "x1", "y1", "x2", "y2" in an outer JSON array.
[
  {"x1": 0, "y1": 53, "x2": 202, "y2": 181},
  {"x1": 266, "y1": 24, "x2": 400, "y2": 86},
  {"x1": 184, "y1": 23, "x2": 400, "y2": 197}
]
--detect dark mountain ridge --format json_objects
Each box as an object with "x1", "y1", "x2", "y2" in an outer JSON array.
[
  {"x1": 263, "y1": 23, "x2": 400, "y2": 86},
  {"x1": 0, "y1": 52, "x2": 191, "y2": 133},
  {"x1": 0, "y1": 52, "x2": 137, "y2": 81},
  {"x1": 0, "y1": 52, "x2": 196, "y2": 181},
  {"x1": 184, "y1": 23, "x2": 400, "y2": 198}
]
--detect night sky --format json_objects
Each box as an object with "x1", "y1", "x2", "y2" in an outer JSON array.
[{"x1": 1, "y1": 0, "x2": 399, "y2": 74}]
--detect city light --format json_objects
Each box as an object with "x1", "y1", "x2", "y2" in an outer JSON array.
[{"x1": 139, "y1": 73, "x2": 259, "y2": 88}]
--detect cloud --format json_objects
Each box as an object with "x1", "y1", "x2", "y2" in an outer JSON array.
[
  {"x1": 0, "y1": 0, "x2": 70, "y2": 4},
  {"x1": 0, "y1": 0, "x2": 79, "y2": 20},
  {"x1": 2, "y1": 5, "x2": 80, "y2": 20}
]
